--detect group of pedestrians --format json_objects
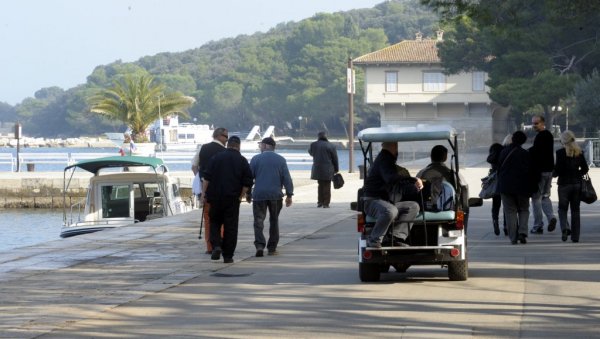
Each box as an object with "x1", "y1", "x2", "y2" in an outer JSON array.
[
  {"x1": 191, "y1": 128, "x2": 339, "y2": 263},
  {"x1": 488, "y1": 115, "x2": 589, "y2": 244},
  {"x1": 191, "y1": 127, "x2": 292, "y2": 263}
]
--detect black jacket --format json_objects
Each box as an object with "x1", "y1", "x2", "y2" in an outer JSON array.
[
  {"x1": 530, "y1": 129, "x2": 555, "y2": 173},
  {"x1": 198, "y1": 141, "x2": 226, "y2": 178},
  {"x1": 497, "y1": 144, "x2": 534, "y2": 196},
  {"x1": 487, "y1": 144, "x2": 504, "y2": 172},
  {"x1": 308, "y1": 138, "x2": 339, "y2": 181},
  {"x1": 204, "y1": 148, "x2": 253, "y2": 201},
  {"x1": 553, "y1": 148, "x2": 589, "y2": 185},
  {"x1": 363, "y1": 149, "x2": 417, "y2": 200}
]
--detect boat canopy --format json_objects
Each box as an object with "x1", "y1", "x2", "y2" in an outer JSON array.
[
  {"x1": 64, "y1": 155, "x2": 165, "y2": 174},
  {"x1": 357, "y1": 125, "x2": 456, "y2": 143}
]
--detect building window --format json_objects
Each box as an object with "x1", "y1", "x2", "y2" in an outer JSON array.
[
  {"x1": 423, "y1": 72, "x2": 445, "y2": 92},
  {"x1": 385, "y1": 71, "x2": 398, "y2": 92},
  {"x1": 473, "y1": 71, "x2": 485, "y2": 91}
]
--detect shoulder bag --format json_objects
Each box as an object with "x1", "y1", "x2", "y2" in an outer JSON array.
[
  {"x1": 478, "y1": 147, "x2": 517, "y2": 199},
  {"x1": 580, "y1": 173, "x2": 597, "y2": 204},
  {"x1": 479, "y1": 170, "x2": 497, "y2": 199}
]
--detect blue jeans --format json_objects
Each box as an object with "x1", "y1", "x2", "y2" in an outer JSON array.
[
  {"x1": 253, "y1": 199, "x2": 283, "y2": 251},
  {"x1": 558, "y1": 183, "x2": 581, "y2": 241},
  {"x1": 531, "y1": 172, "x2": 555, "y2": 229},
  {"x1": 501, "y1": 193, "x2": 530, "y2": 243},
  {"x1": 364, "y1": 199, "x2": 419, "y2": 243}
]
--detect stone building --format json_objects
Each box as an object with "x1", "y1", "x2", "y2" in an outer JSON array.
[{"x1": 353, "y1": 31, "x2": 510, "y2": 149}]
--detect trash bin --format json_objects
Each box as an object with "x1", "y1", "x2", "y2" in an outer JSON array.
[
  {"x1": 26, "y1": 163, "x2": 35, "y2": 172},
  {"x1": 358, "y1": 165, "x2": 365, "y2": 179}
]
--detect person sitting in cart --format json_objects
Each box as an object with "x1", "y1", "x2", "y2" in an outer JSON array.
[
  {"x1": 363, "y1": 141, "x2": 423, "y2": 248},
  {"x1": 417, "y1": 145, "x2": 470, "y2": 225}
]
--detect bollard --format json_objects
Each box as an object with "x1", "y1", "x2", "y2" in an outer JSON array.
[{"x1": 26, "y1": 163, "x2": 35, "y2": 172}]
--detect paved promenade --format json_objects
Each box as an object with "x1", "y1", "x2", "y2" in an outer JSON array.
[{"x1": 1, "y1": 168, "x2": 600, "y2": 338}]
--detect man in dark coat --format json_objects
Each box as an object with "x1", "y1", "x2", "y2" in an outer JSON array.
[
  {"x1": 529, "y1": 115, "x2": 557, "y2": 234},
  {"x1": 308, "y1": 131, "x2": 339, "y2": 208},
  {"x1": 497, "y1": 131, "x2": 533, "y2": 245},
  {"x1": 192, "y1": 127, "x2": 228, "y2": 253},
  {"x1": 201, "y1": 136, "x2": 253, "y2": 263},
  {"x1": 363, "y1": 142, "x2": 422, "y2": 248}
]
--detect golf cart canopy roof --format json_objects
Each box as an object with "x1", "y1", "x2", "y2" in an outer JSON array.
[
  {"x1": 357, "y1": 125, "x2": 457, "y2": 143},
  {"x1": 64, "y1": 155, "x2": 165, "y2": 174}
]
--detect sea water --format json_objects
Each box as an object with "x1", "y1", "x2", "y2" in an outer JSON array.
[
  {"x1": 0, "y1": 147, "x2": 364, "y2": 172},
  {"x1": 0, "y1": 209, "x2": 63, "y2": 252}
]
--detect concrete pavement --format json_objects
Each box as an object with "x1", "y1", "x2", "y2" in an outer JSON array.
[{"x1": 1, "y1": 168, "x2": 600, "y2": 338}]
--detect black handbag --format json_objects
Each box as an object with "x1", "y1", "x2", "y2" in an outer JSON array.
[
  {"x1": 580, "y1": 173, "x2": 597, "y2": 204},
  {"x1": 333, "y1": 173, "x2": 344, "y2": 189}
]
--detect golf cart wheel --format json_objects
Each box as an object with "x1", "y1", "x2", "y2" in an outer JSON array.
[
  {"x1": 392, "y1": 263, "x2": 410, "y2": 273},
  {"x1": 448, "y1": 260, "x2": 468, "y2": 281},
  {"x1": 359, "y1": 263, "x2": 380, "y2": 282}
]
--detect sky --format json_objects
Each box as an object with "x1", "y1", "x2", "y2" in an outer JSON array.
[{"x1": 0, "y1": 0, "x2": 383, "y2": 105}]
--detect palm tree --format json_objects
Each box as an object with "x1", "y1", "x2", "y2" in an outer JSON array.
[{"x1": 89, "y1": 75, "x2": 195, "y2": 142}]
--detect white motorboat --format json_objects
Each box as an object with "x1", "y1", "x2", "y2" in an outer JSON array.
[{"x1": 61, "y1": 155, "x2": 191, "y2": 238}]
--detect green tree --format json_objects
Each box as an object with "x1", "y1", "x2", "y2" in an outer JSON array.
[
  {"x1": 574, "y1": 70, "x2": 600, "y2": 133},
  {"x1": 89, "y1": 75, "x2": 195, "y2": 142},
  {"x1": 421, "y1": 0, "x2": 600, "y2": 127}
]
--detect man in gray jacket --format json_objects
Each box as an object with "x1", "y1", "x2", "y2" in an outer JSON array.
[
  {"x1": 250, "y1": 137, "x2": 294, "y2": 257},
  {"x1": 308, "y1": 131, "x2": 339, "y2": 208}
]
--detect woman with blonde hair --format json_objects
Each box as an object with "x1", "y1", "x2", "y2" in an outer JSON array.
[{"x1": 553, "y1": 130, "x2": 589, "y2": 242}]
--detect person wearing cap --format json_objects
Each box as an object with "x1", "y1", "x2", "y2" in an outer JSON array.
[
  {"x1": 192, "y1": 127, "x2": 228, "y2": 254},
  {"x1": 201, "y1": 135, "x2": 253, "y2": 263},
  {"x1": 308, "y1": 131, "x2": 339, "y2": 208},
  {"x1": 249, "y1": 137, "x2": 294, "y2": 257}
]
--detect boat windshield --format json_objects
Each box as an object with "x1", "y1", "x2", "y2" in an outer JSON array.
[{"x1": 101, "y1": 184, "x2": 131, "y2": 218}]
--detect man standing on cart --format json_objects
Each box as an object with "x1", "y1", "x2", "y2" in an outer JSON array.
[{"x1": 363, "y1": 141, "x2": 423, "y2": 248}]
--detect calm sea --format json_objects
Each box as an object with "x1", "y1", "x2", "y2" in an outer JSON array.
[
  {"x1": 0, "y1": 209, "x2": 63, "y2": 252},
  {"x1": 0, "y1": 147, "x2": 363, "y2": 251}
]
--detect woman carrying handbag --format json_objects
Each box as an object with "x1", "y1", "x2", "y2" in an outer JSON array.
[{"x1": 553, "y1": 130, "x2": 589, "y2": 243}]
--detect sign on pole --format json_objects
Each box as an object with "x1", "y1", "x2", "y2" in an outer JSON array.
[{"x1": 346, "y1": 68, "x2": 355, "y2": 94}]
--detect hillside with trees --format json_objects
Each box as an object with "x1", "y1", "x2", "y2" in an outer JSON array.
[{"x1": 0, "y1": 0, "x2": 440, "y2": 138}]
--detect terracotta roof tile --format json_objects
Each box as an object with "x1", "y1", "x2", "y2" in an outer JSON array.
[{"x1": 353, "y1": 39, "x2": 440, "y2": 64}]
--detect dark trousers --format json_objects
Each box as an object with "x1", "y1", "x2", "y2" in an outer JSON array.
[
  {"x1": 253, "y1": 199, "x2": 283, "y2": 251},
  {"x1": 209, "y1": 197, "x2": 241, "y2": 259},
  {"x1": 501, "y1": 193, "x2": 530, "y2": 243},
  {"x1": 558, "y1": 183, "x2": 581, "y2": 241},
  {"x1": 317, "y1": 180, "x2": 332, "y2": 206},
  {"x1": 492, "y1": 194, "x2": 501, "y2": 221}
]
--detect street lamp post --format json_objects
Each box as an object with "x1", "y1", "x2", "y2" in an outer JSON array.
[{"x1": 552, "y1": 105, "x2": 563, "y2": 134}]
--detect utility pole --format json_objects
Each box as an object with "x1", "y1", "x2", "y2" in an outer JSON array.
[
  {"x1": 347, "y1": 58, "x2": 355, "y2": 173},
  {"x1": 157, "y1": 95, "x2": 163, "y2": 152}
]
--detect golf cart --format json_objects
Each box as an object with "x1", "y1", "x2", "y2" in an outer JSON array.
[{"x1": 354, "y1": 125, "x2": 482, "y2": 282}]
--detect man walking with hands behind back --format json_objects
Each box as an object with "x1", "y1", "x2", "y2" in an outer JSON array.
[
  {"x1": 202, "y1": 136, "x2": 253, "y2": 264},
  {"x1": 250, "y1": 137, "x2": 294, "y2": 257},
  {"x1": 529, "y1": 115, "x2": 557, "y2": 234},
  {"x1": 309, "y1": 131, "x2": 339, "y2": 208}
]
